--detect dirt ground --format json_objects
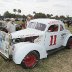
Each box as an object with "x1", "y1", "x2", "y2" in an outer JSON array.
[
  {"x1": 0, "y1": 24, "x2": 72, "y2": 72},
  {"x1": 0, "y1": 48, "x2": 72, "y2": 72}
]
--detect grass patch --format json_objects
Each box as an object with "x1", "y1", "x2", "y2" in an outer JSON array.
[
  {"x1": 15, "y1": 21, "x2": 25, "y2": 24},
  {"x1": 65, "y1": 24, "x2": 72, "y2": 33}
]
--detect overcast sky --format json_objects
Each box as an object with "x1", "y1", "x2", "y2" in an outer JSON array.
[{"x1": 0, "y1": 0, "x2": 72, "y2": 16}]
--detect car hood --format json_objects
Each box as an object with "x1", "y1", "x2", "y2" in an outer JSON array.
[{"x1": 11, "y1": 28, "x2": 44, "y2": 39}]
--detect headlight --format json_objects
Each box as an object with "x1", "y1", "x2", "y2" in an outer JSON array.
[
  {"x1": 11, "y1": 36, "x2": 39, "y2": 44},
  {"x1": 11, "y1": 38, "x2": 22, "y2": 44},
  {"x1": 11, "y1": 39, "x2": 16, "y2": 45}
]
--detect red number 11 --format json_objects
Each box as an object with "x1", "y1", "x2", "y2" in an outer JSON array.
[{"x1": 49, "y1": 35, "x2": 57, "y2": 46}]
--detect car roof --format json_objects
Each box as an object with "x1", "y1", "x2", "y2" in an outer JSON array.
[{"x1": 30, "y1": 18, "x2": 63, "y2": 25}]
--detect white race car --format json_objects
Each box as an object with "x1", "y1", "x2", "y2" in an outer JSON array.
[{"x1": 0, "y1": 18, "x2": 72, "y2": 68}]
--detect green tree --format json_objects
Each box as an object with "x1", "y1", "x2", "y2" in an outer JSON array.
[
  {"x1": 54, "y1": 15, "x2": 59, "y2": 19},
  {"x1": 18, "y1": 9, "x2": 21, "y2": 15},
  {"x1": 33, "y1": 11, "x2": 36, "y2": 15},
  {"x1": 34, "y1": 12, "x2": 46, "y2": 18},
  {"x1": 22, "y1": 14, "x2": 27, "y2": 21},
  {"x1": 47, "y1": 14, "x2": 53, "y2": 18},
  {"x1": 13, "y1": 9, "x2": 17, "y2": 14},
  {"x1": 59, "y1": 15, "x2": 65, "y2": 20},
  {"x1": 3, "y1": 11, "x2": 11, "y2": 18}
]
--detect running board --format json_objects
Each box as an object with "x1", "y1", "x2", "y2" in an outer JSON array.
[{"x1": 47, "y1": 46, "x2": 65, "y2": 55}]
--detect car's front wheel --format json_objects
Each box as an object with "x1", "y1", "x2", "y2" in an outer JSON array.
[{"x1": 21, "y1": 51, "x2": 39, "y2": 69}]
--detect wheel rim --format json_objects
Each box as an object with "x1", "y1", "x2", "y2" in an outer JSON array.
[
  {"x1": 23, "y1": 54, "x2": 37, "y2": 67},
  {"x1": 68, "y1": 39, "x2": 72, "y2": 48}
]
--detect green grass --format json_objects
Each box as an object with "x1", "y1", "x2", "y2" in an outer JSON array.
[
  {"x1": 65, "y1": 24, "x2": 72, "y2": 33},
  {"x1": 15, "y1": 21, "x2": 25, "y2": 24},
  {"x1": 0, "y1": 24, "x2": 72, "y2": 72}
]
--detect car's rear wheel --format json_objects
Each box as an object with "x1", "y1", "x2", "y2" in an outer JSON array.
[
  {"x1": 66, "y1": 37, "x2": 72, "y2": 49},
  {"x1": 21, "y1": 51, "x2": 39, "y2": 69}
]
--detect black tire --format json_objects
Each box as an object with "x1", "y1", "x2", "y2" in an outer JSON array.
[
  {"x1": 66, "y1": 37, "x2": 72, "y2": 49},
  {"x1": 21, "y1": 51, "x2": 39, "y2": 69}
]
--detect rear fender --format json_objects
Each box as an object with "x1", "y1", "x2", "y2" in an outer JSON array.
[
  {"x1": 13, "y1": 43, "x2": 47, "y2": 64},
  {"x1": 62, "y1": 34, "x2": 72, "y2": 46}
]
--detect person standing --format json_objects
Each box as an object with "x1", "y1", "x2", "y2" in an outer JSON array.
[
  {"x1": 21, "y1": 16, "x2": 32, "y2": 29},
  {"x1": 6, "y1": 18, "x2": 16, "y2": 33},
  {"x1": 67, "y1": 20, "x2": 70, "y2": 28},
  {"x1": 25, "y1": 16, "x2": 31, "y2": 28}
]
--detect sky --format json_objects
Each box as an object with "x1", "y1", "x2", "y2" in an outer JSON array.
[{"x1": 0, "y1": 0, "x2": 72, "y2": 16}]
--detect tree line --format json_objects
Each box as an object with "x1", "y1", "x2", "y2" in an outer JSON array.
[{"x1": 0, "y1": 9, "x2": 72, "y2": 20}]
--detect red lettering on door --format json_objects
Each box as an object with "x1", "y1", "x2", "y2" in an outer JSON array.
[{"x1": 49, "y1": 35, "x2": 57, "y2": 46}]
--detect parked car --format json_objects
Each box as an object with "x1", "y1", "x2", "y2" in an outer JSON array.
[{"x1": 0, "y1": 18, "x2": 72, "y2": 69}]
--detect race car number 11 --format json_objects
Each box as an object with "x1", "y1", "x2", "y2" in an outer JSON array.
[{"x1": 49, "y1": 35, "x2": 57, "y2": 46}]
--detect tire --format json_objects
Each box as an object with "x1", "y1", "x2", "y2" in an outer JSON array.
[
  {"x1": 21, "y1": 51, "x2": 39, "y2": 69},
  {"x1": 66, "y1": 37, "x2": 72, "y2": 49}
]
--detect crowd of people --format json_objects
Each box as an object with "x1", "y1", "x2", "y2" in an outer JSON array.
[
  {"x1": 4, "y1": 16, "x2": 32, "y2": 33},
  {"x1": 63, "y1": 20, "x2": 72, "y2": 27},
  {"x1": 6, "y1": 18, "x2": 16, "y2": 33},
  {"x1": 66, "y1": 20, "x2": 72, "y2": 27}
]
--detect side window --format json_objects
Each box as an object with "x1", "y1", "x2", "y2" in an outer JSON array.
[
  {"x1": 48, "y1": 24, "x2": 58, "y2": 32},
  {"x1": 60, "y1": 25, "x2": 64, "y2": 31}
]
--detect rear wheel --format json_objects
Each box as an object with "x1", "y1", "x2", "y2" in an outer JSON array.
[
  {"x1": 66, "y1": 38, "x2": 72, "y2": 49},
  {"x1": 21, "y1": 51, "x2": 39, "y2": 69}
]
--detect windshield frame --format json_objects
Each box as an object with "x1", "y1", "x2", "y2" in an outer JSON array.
[{"x1": 27, "y1": 22, "x2": 46, "y2": 31}]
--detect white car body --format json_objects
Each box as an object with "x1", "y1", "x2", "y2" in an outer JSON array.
[{"x1": 0, "y1": 18, "x2": 72, "y2": 65}]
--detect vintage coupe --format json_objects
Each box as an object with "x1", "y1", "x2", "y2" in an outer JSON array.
[{"x1": 0, "y1": 19, "x2": 72, "y2": 68}]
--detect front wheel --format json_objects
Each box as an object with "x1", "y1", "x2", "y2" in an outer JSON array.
[
  {"x1": 66, "y1": 38, "x2": 72, "y2": 49},
  {"x1": 21, "y1": 51, "x2": 39, "y2": 69}
]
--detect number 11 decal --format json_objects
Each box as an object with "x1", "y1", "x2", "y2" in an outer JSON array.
[{"x1": 49, "y1": 35, "x2": 57, "y2": 46}]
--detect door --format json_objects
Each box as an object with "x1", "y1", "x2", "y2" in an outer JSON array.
[
  {"x1": 45, "y1": 24, "x2": 61, "y2": 50},
  {"x1": 59, "y1": 24, "x2": 66, "y2": 45},
  {"x1": 0, "y1": 31, "x2": 10, "y2": 58}
]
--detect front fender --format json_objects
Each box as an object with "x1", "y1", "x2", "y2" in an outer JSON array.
[
  {"x1": 12, "y1": 42, "x2": 47, "y2": 64},
  {"x1": 63, "y1": 34, "x2": 72, "y2": 46}
]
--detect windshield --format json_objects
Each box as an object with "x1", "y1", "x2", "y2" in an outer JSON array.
[{"x1": 27, "y1": 22, "x2": 46, "y2": 31}]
